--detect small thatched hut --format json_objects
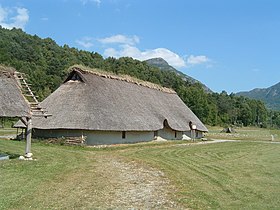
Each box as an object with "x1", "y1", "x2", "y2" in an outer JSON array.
[
  {"x1": 0, "y1": 66, "x2": 30, "y2": 118},
  {"x1": 32, "y1": 65, "x2": 208, "y2": 145}
]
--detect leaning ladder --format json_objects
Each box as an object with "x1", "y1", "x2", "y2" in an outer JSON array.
[
  {"x1": 14, "y1": 71, "x2": 50, "y2": 117},
  {"x1": 13, "y1": 71, "x2": 51, "y2": 158}
]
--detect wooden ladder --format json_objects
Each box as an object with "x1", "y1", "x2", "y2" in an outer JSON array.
[{"x1": 14, "y1": 71, "x2": 51, "y2": 117}]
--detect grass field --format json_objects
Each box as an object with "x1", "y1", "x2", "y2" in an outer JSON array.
[
  {"x1": 119, "y1": 141, "x2": 280, "y2": 209},
  {"x1": 1, "y1": 137, "x2": 280, "y2": 209},
  {"x1": 206, "y1": 126, "x2": 280, "y2": 141},
  {"x1": 0, "y1": 128, "x2": 18, "y2": 136}
]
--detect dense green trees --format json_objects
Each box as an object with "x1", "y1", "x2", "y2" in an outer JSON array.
[
  {"x1": 0, "y1": 27, "x2": 277, "y2": 127},
  {"x1": 206, "y1": 92, "x2": 268, "y2": 126}
]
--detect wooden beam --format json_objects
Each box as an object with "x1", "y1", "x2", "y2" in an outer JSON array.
[{"x1": 25, "y1": 117, "x2": 32, "y2": 158}]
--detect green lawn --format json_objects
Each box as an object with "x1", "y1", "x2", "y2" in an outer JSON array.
[
  {"x1": 206, "y1": 126, "x2": 280, "y2": 141},
  {"x1": 1, "y1": 138, "x2": 280, "y2": 209},
  {"x1": 0, "y1": 140, "x2": 109, "y2": 209},
  {"x1": 0, "y1": 128, "x2": 17, "y2": 136},
  {"x1": 119, "y1": 141, "x2": 280, "y2": 209}
]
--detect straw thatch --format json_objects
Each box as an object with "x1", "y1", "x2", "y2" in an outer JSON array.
[
  {"x1": 32, "y1": 66, "x2": 208, "y2": 132},
  {"x1": 0, "y1": 66, "x2": 30, "y2": 117},
  {"x1": 69, "y1": 65, "x2": 176, "y2": 93},
  {"x1": 13, "y1": 117, "x2": 27, "y2": 128}
]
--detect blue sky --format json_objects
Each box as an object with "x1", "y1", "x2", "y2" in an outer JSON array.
[{"x1": 0, "y1": 0, "x2": 280, "y2": 93}]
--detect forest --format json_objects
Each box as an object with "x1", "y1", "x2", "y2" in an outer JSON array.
[{"x1": 0, "y1": 26, "x2": 279, "y2": 127}]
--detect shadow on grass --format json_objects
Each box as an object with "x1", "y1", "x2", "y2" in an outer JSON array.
[{"x1": 0, "y1": 151, "x2": 20, "y2": 159}]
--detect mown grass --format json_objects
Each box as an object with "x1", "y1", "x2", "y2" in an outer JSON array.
[
  {"x1": 0, "y1": 140, "x2": 115, "y2": 209},
  {"x1": 206, "y1": 126, "x2": 280, "y2": 141},
  {"x1": 119, "y1": 141, "x2": 280, "y2": 209},
  {"x1": 0, "y1": 128, "x2": 17, "y2": 136},
  {"x1": 1, "y1": 136, "x2": 280, "y2": 209}
]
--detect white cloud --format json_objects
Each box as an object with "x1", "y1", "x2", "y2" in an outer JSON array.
[
  {"x1": 99, "y1": 34, "x2": 211, "y2": 68},
  {"x1": 98, "y1": 34, "x2": 140, "y2": 45},
  {"x1": 187, "y1": 55, "x2": 210, "y2": 65},
  {"x1": 0, "y1": 6, "x2": 29, "y2": 30},
  {"x1": 81, "y1": 0, "x2": 101, "y2": 7},
  {"x1": 104, "y1": 48, "x2": 118, "y2": 57},
  {"x1": 76, "y1": 37, "x2": 94, "y2": 48},
  {"x1": 13, "y1": 8, "x2": 29, "y2": 27},
  {"x1": 140, "y1": 47, "x2": 186, "y2": 68},
  {"x1": 104, "y1": 44, "x2": 186, "y2": 68},
  {"x1": 0, "y1": 6, "x2": 8, "y2": 23}
]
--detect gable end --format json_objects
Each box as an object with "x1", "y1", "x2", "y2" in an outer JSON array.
[{"x1": 64, "y1": 70, "x2": 86, "y2": 83}]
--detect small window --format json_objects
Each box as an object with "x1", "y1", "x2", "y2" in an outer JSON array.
[
  {"x1": 122, "y1": 131, "x2": 126, "y2": 139},
  {"x1": 175, "y1": 131, "x2": 177, "y2": 138}
]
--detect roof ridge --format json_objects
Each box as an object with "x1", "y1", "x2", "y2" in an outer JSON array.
[{"x1": 70, "y1": 65, "x2": 176, "y2": 94}]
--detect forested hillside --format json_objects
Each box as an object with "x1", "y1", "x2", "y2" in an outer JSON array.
[
  {"x1": 0, "y1": 27, "x2": 277, "y2": 127},
  {"x1": 237, "y1": 82, "x2": 280, "y2": 111}
]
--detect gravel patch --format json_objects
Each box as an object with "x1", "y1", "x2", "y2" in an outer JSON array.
[{"x1": 95, "y1": 155, "x2": 181, "y2": 209}]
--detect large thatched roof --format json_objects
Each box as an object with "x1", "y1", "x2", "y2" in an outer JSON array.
[
  {"x1": 0, "y1": 66, "x2": 30, "y2": 117},
  {"x1": 32, "y1": 66, "x2": 208, "y2": 132}
]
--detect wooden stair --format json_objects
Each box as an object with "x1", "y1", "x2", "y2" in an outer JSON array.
[{"x1": 14, "y1": 72, "x2": 51, "y2": 118}]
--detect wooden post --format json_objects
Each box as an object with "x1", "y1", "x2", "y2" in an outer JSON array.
[
  {"x1": 191, "y1": 130, "x2": 195, "y2": 142},
  {"x1": 191, "y1": 124, "x2": 197, "y2": 142},
  {"x1": 25, "y1": 117, "x2": 32, "y2": 157}
]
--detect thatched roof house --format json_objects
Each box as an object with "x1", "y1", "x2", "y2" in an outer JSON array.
[
  {"x1": 0, "y1": 66, "x2": 30, "y2": 117},
  {"x1": 32, "y1": 65, "x2": 207, "y2": 145}
]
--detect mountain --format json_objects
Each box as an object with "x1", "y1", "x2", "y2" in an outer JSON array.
[
  {"x1": 237, "y1": 82, "x2": 280, "y2": 110},
  {"x1": 145, "y1": 57, "x2": 212, "y2": 93}
]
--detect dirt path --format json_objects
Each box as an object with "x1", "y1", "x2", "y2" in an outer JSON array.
[
  {"x1": 209, "y1": 139, "x2": 280, "y2": 144},
  {"x1": 24, "y1": 152, "x2": 181, "y2": 209},
  {"x1": 174, "y1": 139, "x2": 239, "y2": 147},
  {"x1": 95, "y1": 155, "x2": 181, "y2": 209},
  {"x1": 174, "y1": 139, "x2": 280, "y2": 148}
]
